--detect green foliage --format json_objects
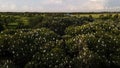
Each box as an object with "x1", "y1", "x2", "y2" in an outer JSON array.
[
  {"x1": 65, "y1": 21, "x2": 120, "y2": 36},
  {"x1": 28, "y1": 16, "x2": 43, "y2": 27},
  {"x1": 0, "y1": 60, "x2": 17, "y2": 68},
  {"x1": 1, "y1": 13, "x2": 120, "y2": 68},
  {"x1": 65, "y1": 20, "x2": 120, "y2": 67},
  {"x1": 65, "y1": 35, "x2": 106, "y2": 68},
  {"x1": 0, "y1": 28, "x2": 58, "y2": 67},
  {"x1": 25, "y1": 48, "x2": 67, "y2": 68},
  {"x1": 0, "y1": 23, "x2": 4, "y2": 32},
  {"x1": 85, "y1": 33, "x2": 120, "y2": 67}
]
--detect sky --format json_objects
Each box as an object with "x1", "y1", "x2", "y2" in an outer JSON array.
[{"x1": 0, "y1": 0, "x2": 120, "y2": 12}]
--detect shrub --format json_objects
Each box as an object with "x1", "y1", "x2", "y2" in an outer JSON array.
[{"x1": 0, "y1": 28, "x2": 58, "y2": 67}]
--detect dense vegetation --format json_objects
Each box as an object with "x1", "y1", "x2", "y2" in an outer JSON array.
[{"x1": 0, "y1": 12, "x2": 120, "y2": 68}]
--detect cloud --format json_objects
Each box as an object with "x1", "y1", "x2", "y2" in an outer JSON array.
[
  {"x1": 83, "y1": 0, "x2": 105, "y2": 11},
  {"x1": 103, "y1": 0, "x2": 120, "y2": 11},
  {"x1": 42, "y1": 0, "x2": 63, "y2": 4},
  {"x1": 0, "y1": 2, "x2": 16, "y2": 11},
  {"x1": 0, "y1": 0, "x2": 119, "y2": 12}
]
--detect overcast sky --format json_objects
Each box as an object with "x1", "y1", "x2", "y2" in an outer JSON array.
[{"x1": 0, "y1": 0, "x2": 120, "y2": 12}]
